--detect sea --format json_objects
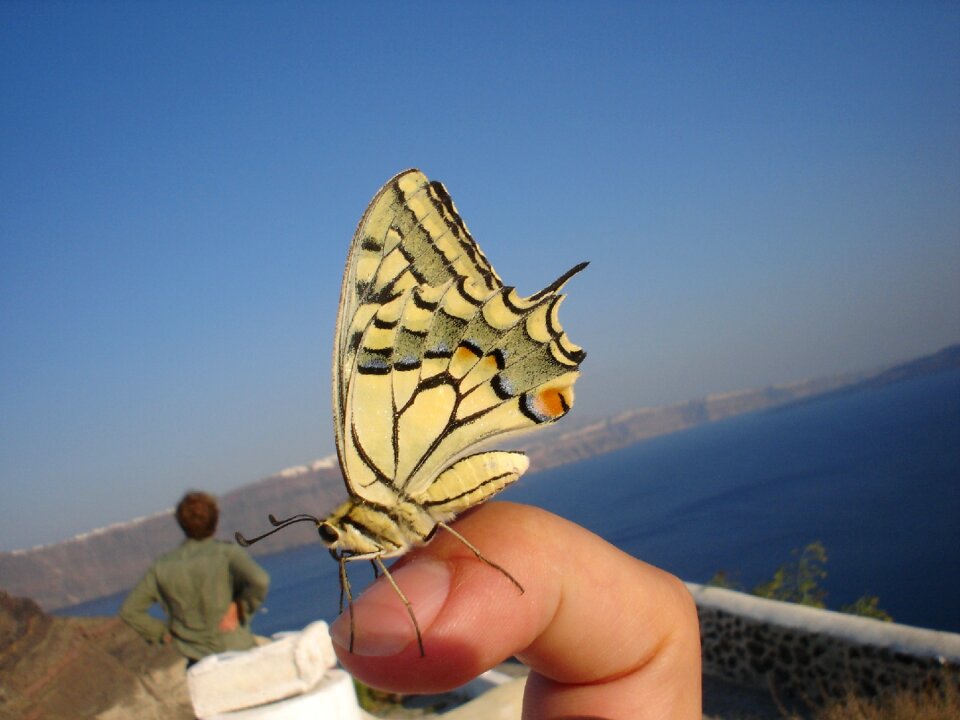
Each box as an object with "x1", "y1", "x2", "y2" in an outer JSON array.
[{"x1": 59, "y1": 368, "x2": 960, "y2": 635}]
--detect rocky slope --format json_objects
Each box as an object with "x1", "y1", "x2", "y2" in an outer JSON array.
[
  {"x1": 0, "y1": 590, "x2": 192, "y2": 720},
  {"x1": 0, "y1": 589, "x2": 776, "y2": 720}
]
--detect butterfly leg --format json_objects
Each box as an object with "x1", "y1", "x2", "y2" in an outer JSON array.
[
  {"x1": 437, "y1": 522, "x2": 525, "y2": 594},
  {"x1": 337, "y1": 555, "x2": 356, "y2": 652},
  {"x1": 373, "y1": 555, "x2": 425, "y2": 657}
]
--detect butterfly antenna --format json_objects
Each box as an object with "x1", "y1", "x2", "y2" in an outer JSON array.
[
  {"x1": 235, "y1": 514, "x2": 320, "y2": 547},
  {"x1": 268, "y1": 513, "x2": 320, "y2": 526}
]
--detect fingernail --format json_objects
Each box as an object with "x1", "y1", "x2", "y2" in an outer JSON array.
[{"x1": 330, "y1": 560, "x2": 452, "y2": 657}]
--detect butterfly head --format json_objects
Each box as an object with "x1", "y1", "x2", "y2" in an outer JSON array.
[{"x1": 317, "y1": 521, "x2": 340, "y2": 548}]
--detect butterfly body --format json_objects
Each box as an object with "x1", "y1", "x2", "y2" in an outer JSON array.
[{"x1": 317, "y1": 448, "x2": 531, "y2": 561}]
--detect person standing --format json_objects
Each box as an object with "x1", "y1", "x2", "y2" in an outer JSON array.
[{"x1": 120, "y1": 491, "x2": 270, "y2": 664}]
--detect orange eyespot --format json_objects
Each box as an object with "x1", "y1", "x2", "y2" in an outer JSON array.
[
  {"x1": 520, "y1": 384, "x2": 574, "y2": 423},
  {"x1": 537, "y1": 387, "x2": 569, "y2": 418}
]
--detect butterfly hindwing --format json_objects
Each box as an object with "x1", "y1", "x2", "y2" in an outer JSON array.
[{"x1": 417, "y1": 451, "x2": 530, "y2": 519}]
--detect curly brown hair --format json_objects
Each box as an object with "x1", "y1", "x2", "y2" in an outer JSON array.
[{"x1": 175, "y1": 491, "x2": 219, "y2": 540}]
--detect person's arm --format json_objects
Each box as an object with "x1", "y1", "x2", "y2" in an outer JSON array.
[
  {"x1": 228, "y1": 546, "x2": 270, "y2": 624},
  {"x1": 330, "y1": 502, "x2": 702, "y2": 719},
  {"x1": 119, "y1": 567, "x2": 168, "y2": 644}
]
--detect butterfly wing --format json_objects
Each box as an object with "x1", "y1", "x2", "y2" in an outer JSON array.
[
  {"x1": 418, "y1": 450, "x2": 530, "y2": 521},
  {"x1": 333, "y1": 170, "x2": 500, "y2": 463},
  {"x1": 334, "y1": 169, "x2": 585, "y2": 507}
]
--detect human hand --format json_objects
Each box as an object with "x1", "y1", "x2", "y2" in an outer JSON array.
[
  {"x1": 330, "y1": 502, "x2": 701, "y2": 719},
  {"x1": 218, "y1": 601, "x2": 241, "y2": 633}
]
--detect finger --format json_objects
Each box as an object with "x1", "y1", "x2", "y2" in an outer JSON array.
[{"x1": 330, "y1": 502, "x2": 701, "y2": 718}]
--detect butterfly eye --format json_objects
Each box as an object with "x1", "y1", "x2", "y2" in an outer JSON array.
[{"x1": 318, "y1": 523, "x2": 339, "y2": 546}]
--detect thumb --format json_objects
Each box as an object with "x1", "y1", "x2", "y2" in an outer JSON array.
[{"x1": 331, "y1": 502, "x2": 701, "y2": 719}]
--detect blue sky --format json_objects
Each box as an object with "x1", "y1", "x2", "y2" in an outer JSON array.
[{"x1": 2, "y1": 2, "x2": 958, "y2": 551}]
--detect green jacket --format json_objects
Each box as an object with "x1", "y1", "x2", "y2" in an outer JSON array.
[{"x1": 119, "y1": 538, "x2": 270, "y2": 661}]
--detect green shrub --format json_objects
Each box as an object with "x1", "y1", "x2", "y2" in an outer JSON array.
[
  {"x1": 705, "y1": 569, "x2": 743, "y2": 591},
  {"x1": 711, "y1": 541, "x2": 892, "y2": 621},
  {"x1": 752, "y1": 540, "x2": 828, "y2": 608},
  {"x1": 840, "y1": 594, "x2": 893, "y2": 622}
]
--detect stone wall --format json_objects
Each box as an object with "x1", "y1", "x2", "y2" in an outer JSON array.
[{"x1": 689, "y1": 583, "x2": 960, "y2": 708}]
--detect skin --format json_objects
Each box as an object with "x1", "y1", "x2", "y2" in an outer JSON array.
[
  {"x1": 162, "y1": 600, "x2": 240, "y2": 644},
  {"x1": 218, "y1": 601, "x2": 241, "y2": 632},
  {"x1": 330, "y1": 501, "x2": 701, "y2": 719}
]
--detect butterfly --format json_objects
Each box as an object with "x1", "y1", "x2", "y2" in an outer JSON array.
[{"x1": 237, "y1": 169, "x2": 586, "y2": 655}]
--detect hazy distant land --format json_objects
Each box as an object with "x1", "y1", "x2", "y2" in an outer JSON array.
[{"x1": 2, "y1": 344, "x2": 957, "y2": 611}]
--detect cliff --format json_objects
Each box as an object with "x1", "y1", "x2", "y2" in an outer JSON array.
[
  {"x1": 0, "y1": 590, "x2": 192, "y2": 720},
  {"x1": 0, "y1": 459, "x2": 347, "y2": 611},
  {"x1": 523, "y1": 344, "x2": 960, "y2": 472},
  {"x1": 2, "y1": 344, "x2": 957, "y2": 612}
]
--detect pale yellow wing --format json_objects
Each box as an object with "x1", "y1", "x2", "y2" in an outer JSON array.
[
  {"x1": 334, "y1": 169, "x2": 586, "y2": 506},
  {"x1": 333, "y1": 170, "x2": 501, "y2": 467},
  {"x1": 418, "y1": 451, "x2": 529, "y2": 520}
]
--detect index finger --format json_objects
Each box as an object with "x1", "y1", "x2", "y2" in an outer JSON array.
[{"x1": 330, "y1": 502, "x2": 701, "y2": 719}]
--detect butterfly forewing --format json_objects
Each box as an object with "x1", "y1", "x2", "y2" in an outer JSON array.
[
  {"x1": 335, "y1": 167, "x2": 584, "y2": 516},
  {"x1": 335, "y1": 172, "x2": 500, "y2": 472}
]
